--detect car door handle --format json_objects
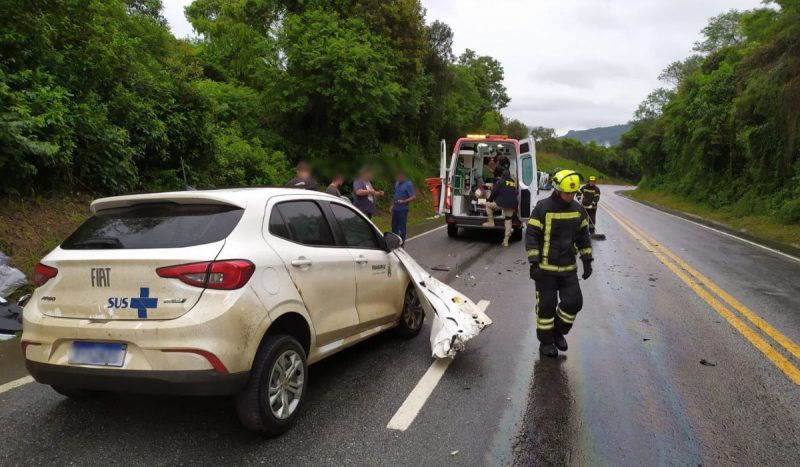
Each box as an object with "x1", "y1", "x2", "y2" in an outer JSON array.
[
  {"x1": 291, "y1": 258, "x2": 313, "y2": 268},
  {"x1": 355, "y1": 256, "x2": 368, "y2": 265}
]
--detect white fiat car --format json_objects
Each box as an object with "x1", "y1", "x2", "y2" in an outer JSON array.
[{"x1": 22, "y1": 188, "x2": 424, "y2": 434}]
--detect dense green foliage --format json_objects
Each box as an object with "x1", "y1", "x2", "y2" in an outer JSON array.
[
  {"x1": 0, "y1": 0, "x2": 527, "y2": 196},
  {"x1": 622, "y1": 1, "x2": 800, "y2": 223},
  {"x1": 531, "y1": 127, "x2": 640, "y2": 182}
]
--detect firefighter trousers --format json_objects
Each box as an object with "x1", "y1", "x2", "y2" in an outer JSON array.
[
  {"x1": 585, "y1": 207, "x2": 597, "y2": 234},
  {"x1": 535, "y1": 273, "x2": 583, "y2": 344}
]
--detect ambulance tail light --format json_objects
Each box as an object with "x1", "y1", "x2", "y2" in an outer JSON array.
[
  {"x1": 445, "y1": 185, "x2": 452, "y2": 211},
  {"x1": 33, "y1": 263, "x2": 58, "y2": 287},
  {"x1": 157, "y1": 260, "x2": 255, "y2": 290}
]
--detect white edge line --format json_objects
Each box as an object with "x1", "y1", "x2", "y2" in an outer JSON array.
[
  {"x1": 611, "y1": 195, "x2": 800, "y2": 264},
  {"x1": 387, "y1": 300, "x2": 490, "y2": 432},
  {"x1": 0, "y1": 376, "x2": 34, "y2": 395},
  {"x1": 404, "y1": 224, "x2": 446, "y2": 243}
]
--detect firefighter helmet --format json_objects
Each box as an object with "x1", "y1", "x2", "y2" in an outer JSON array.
[
  {"x1": 553, "y1": 170, "x2": 582, "y2": 193},
  {"x1": 588, "y1": 175, "x2": 597, "y2": 182}
]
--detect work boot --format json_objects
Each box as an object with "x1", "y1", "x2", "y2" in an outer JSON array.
[
  {"x1": 554, "y1": 334, "x2": 568, "y2": 351},
  {"x1": 502, "y1": 240, "x2": 509, "y2": 247},
  {"x1": 539, "y1": 343, "x2": 558, "y2": 358}
]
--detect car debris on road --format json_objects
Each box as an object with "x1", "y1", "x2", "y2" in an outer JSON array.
[{"x1": 394, "y1": 249, "x2": 492, "y2": 358}]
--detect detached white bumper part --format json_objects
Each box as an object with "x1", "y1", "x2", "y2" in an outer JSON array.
[{"x1": 394, "y1": 249, "x2": 492, "y2": 358}]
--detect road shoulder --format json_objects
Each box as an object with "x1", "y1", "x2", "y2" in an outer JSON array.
[{"x1": 619, "y1": 189, "x2": 800, "y2": 260}]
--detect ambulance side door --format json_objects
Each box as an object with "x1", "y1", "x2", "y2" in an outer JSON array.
[{"x1": 517, "y1": 137, "x2": 537, "y2": 218}]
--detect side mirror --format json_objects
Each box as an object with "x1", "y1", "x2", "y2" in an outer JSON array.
[{"x1": 383, "y1": 232, "x2": 403, "y2": 251}]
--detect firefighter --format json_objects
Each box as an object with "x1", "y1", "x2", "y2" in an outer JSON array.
[
  {"x1": 580, "y1": 176, "x2": 601, "y2": 234},
  {"x1": 526, "y1": 170, "x2": 593, "y2": 357},
  {"x1": 482, "y1": 169, "x2": 518, "y2": 247}
]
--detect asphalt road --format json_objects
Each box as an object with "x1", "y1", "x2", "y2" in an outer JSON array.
[{"x1": 1, "y1": 187, "x2": 799, "y2": 466}]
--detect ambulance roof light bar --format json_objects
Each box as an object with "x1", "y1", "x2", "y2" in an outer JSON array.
[{"x1": 465, "y1": 134, "x2": 509, "y2": 140}]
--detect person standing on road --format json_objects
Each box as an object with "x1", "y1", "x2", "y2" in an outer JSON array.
[
  {"x1": 580, "y1": 176, "x2": 601, "y2": 234},
  {"x1": 285, "y1": 161, "x2": 320, "y2": 191},
  {"x1": 526, "y1": 170, "x2": 593, "y2": 357},
  {"x1": 391, "y1": 170, "x2": 416, "y2": 242},
  {"x1": 326, "y1": 173, "x2": 345, "y2": 198},
  {"x1": 352, "y1": 166, "x2": 384, "y2": 218},
  {"x1": 482, "y1": 169, "x2": 518, "y2": 247}
]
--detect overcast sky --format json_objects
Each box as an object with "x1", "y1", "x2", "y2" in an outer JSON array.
[{"x1": 164, "y1": 0, "x2": 763, "y2": 134}]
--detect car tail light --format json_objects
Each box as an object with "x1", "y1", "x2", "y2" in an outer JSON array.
[
  {"x1": 33, "y1": 263, "x2": 58, "y2": 287},
  {"x1": 157, "y1": 260, "x2": 255, "y2": 290}
]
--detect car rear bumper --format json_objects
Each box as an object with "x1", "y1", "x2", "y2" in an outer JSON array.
[
  {"x1": 445, "y1": 213, "x2": 523, "y2": 228},
  {"x1": 26, "y1": 360, "x2": 249, "y2": 395}
]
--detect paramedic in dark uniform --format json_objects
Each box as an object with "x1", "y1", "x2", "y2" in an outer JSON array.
[
  {"x1": 526, "y1": 170, "x2": 593, "y2": 357},
  {"x1": 493, "y1": 150, "x2": 511, "y2": 178},
  {"x1": 579, "y1": 176, "x2": 601, "y2": 234},
  {"x1": 482, "y1": 169, "x2": 517, "y2": 247}
]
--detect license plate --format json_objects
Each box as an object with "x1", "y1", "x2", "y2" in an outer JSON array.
[{"x1": 69, "y1": 341, "x2": 127, "y2": 367}]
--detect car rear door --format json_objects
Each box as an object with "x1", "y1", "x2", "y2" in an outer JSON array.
[
  {"x1": 326, "y1": 202, "x2": 404, "y2": 329},
  {"x1": 37, "y1": 203, "x2": 243, "y2": 320},
  {"x1": 265, "y1": 199, "x2": 359, "y2": 346},
  {"x1": 517, "y1": 137, "x2": 537, "y2": 218}
]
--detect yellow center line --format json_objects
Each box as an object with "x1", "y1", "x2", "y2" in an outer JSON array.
[
  {"x1": 604, "y1": 204, "x2": 800, "y2": 361},
  {"x1": 603, "y1": 206, "x2": 800, "y2": 385}
]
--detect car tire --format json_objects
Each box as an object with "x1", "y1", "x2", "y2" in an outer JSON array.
[
  {"x1": 511, "y1": 227, "x2": 523, "y2": 242},
  {"x1": 51, "y1": 385, "x2": 98, "y2": 399},
  {"x1": 236, "y1": 334, "x2": 308, "y2": 435},
  {"x1": 447, "y1": 224, "x2": 458, "y2": 238},
  {"x1": 396, "y1": 284, "x2": 425, "y2": 338}
]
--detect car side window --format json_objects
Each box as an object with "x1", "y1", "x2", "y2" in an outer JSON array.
[
  {"x1": 275, "y1": 201, "x2": 335, "y2": 247},
  {"x1": 268, "y1": 206, "x2": 290, "y2": 240},
  {"x1": 330, "y1": 203, "x2": 380, "y2": 249}
]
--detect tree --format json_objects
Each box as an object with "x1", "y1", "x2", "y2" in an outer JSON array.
[
  {"x1": 694, "y1": 10, "x2": 746, "y2": 54},
  {"x1": 633, "y1": 88, "x2": 675, "y2": 121},
  {"x1": 457, "y1": 49, "x2": 510, "y2": 112}
]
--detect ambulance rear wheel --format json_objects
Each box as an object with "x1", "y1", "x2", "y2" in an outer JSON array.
[
  {"x1": 511, "y1": 227, "x2": 523, "y2": 242},
  {"x1": 447, "y1": 224, "x2": 459, "y2": 238}
]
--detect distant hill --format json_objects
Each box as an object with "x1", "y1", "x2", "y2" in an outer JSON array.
[{"x1": 561, "y1": 124, "x2": 630, "y2": 147}]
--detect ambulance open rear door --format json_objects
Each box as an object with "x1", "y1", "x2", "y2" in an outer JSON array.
[{"x1": 517, "y1": 136, "x2": 537, "y2": 218}]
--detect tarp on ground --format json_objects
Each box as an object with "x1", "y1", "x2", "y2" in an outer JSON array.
[{"x1": 393, "y1": 248, "x2": 492, "y2": 359}]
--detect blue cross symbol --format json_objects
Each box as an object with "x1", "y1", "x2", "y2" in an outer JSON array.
[{"x1": 130, "y1": 287, "x2": 158, "y2": 319}]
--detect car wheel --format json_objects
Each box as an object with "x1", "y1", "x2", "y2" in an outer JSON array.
[
  {"x1": 447, "y1": 224, "x2": 459, "y2": 238},
  {"x1": 396, "y1": 284, "x2": 425, "y2": 337},
  {"x1": 51, "y1": 385, "x2": 99, "y2": 399},
  {"x1": 511, "y1": 227, "x2": 523, "y2": 242},
  {"x1": 236, "y1": 334, "x2": 308, "y2": 435}
]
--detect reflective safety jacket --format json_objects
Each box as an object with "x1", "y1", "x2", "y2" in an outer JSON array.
[
  {"x1": 580, "y1": 184, "x2": 601, "y2": 209},
  {"x1": 489, "y1": 176, "x2": 518, "y2": 210},
  {"x1": 526, "y1": 192, "x2": 593, "y2": 275}
]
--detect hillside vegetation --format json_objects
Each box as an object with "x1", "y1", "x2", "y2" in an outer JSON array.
[
  {"x1": 536, "y1": 152, "x2": 629, "y2": 185},
  {"x1": 0, "y1": 0, "x2": 530, "y2": 198},
  {"x1": 622, "y1": 1, "x2": 800, "y2": 225}
]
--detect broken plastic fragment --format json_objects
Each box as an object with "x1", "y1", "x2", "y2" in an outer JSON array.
[{"x1": 394, "y1": 248, "x2": 492, "y2": 359}]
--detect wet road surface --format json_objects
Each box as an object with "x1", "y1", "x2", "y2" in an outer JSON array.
[{"x1": 1, "y1": 187, "x2": 799, "y2": 465}]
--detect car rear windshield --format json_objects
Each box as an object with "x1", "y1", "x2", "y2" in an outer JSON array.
[{"x1": 61, "y1": 203, "x2": 244, "y2": 250}]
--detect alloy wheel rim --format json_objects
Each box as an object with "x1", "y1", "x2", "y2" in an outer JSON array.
[
  {"x1": 403, "y1": 287, "x2": 424, "y2": 330},
  {"x1": 267, "y1": 350, "x2": 304, "y2": 419}
]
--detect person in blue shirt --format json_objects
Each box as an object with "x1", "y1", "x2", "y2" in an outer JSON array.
[{"x1": 391, "y1": 170, "x2": 416, "y2": 242}]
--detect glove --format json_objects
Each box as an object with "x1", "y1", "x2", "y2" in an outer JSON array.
[
  {"x1": 581, "y1": 259, "x2": 593, "y2": 280},
  {"x1": 529, "y1": 263, "x2": 544, "y2": 281}
]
